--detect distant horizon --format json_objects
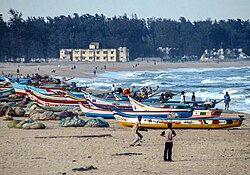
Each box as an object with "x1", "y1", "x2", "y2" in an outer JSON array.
[{"x1": 1, "y1": 0, "x2": 250, "y2": 22}]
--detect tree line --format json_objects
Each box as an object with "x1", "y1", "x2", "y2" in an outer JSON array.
[{"x1": 0, "y1": 9, "x2": 250, "y2": 62}]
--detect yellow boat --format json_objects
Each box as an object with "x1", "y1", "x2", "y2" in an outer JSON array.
[{"x1": 113, "y1": 111, "x2": 244, "y2": 129}]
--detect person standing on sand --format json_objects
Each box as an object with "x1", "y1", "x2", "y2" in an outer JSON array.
[
  {"x1": 130, "y1": 116, "x2": 148, "y2": 146},
  {"x1": 224, "y1": 91, "x2": 231, "y2": 110},
  {"x1": 160, "y1": 123, "x2": 176, "y2": 161}
]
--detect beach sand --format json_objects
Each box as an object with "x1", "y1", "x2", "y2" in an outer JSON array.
[
  {"x1": 0, "y1": 112, "x2": 249, "y2": 175},
  {"x1": 1, "y1": 60, "x2": 250, "y2": 79},
  {"x1": 0, "y1": 60, "x2": 250, "y2": 175}
]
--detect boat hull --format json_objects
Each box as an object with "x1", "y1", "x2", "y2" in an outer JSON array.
[{"x1": 114, "y1": 112, "x2": 244, "y2": 129}]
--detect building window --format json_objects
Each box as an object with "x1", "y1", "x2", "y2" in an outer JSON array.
[
  {"x1": 103, "y1": 51, "x2": 108, "y2": 54},
  {"x1": 96, "y1": 57, "x2": 100, "y2": 60},
  {"x1": 82, "y1": 51, "x2": 85, "y2": 54},
  {"x1": 111, "y1": 51, "x2": 114, "y2": 54},
  {"x1": 111, "y1": 56, "x2": 114, "y2": 60},
  {"x1": 89, "y1": 57, "x2": 93, "y2": 60},
  {"x1": 97, "y1": 51, "x2": 100, "y2": 54}
]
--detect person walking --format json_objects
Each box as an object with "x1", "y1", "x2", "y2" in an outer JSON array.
[
  {"x1": 160, "y1": 123, "x2": 176, "y2": 161},
  {"x1": 224, "y1": 91, "x2": 231, "y2": 110},
  {"x1": 130, "y1": 116, "x2": 148, "y2": 146}
]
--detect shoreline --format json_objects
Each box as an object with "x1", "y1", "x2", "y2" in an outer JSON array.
[{"x1": 1, "y1": 60, "x2": 250, "y2": 78}]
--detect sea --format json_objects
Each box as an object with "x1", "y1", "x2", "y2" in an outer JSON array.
[{"x1": 67, "y1": 66, "x2": 250, "y2": 114}]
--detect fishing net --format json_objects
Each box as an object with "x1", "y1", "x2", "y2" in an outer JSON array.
[
  {"x1": 85, "y1": 117, "x2": 109, "y2": 127},
  {"x1": 58, "y1": 116, "x2": 85, "y2": 127}
]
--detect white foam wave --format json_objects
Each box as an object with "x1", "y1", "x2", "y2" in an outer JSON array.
[
  {"x1": 226, "y1": 77, "x2": 247, "y2": 81},
  {"x1": 130, "y1": 82, "x2": 155, "y2": 87},
  {"x1": 89, "y1": 82, "x2": 112, "y2": 88},
  {"x1": 222, "y1": 88, "x2": 238, "y2": 94},
  {"x1": 154, "y1": 74, "x2": 177, "y2": 79},
  {"x1": 201, "y1": 79, "x2": 222, "y2": 84},
  {"x1": 168, "y1": 67, "x2": 216, "y2": 73},
  {"x1": 245, "y1": 98, "x2": 250, "y2": 104}
]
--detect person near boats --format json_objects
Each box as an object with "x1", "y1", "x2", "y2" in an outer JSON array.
[
  {"x1": 191, "y1": 92, "x2": 197, "y2": 106},
  {"x1": 180, "y1": 91, "x2": 186, "y2": 103},
  {"x1": 160, "y1": 123, "x2": 176, "y2": 161},
  {"x1": 130, "y1": 116, "x2": 148, "y2": 146},
  {"x1": 111, "y1": 84, "x2": 115, "y2": 93},
  {"x1": 165, "y1": 90, "x2": 175, "y2": 99},
  {"x1": 158, "y1": 93, "x2": 165, "y2": 103},
  {"x1": 191, "y1": 92, "x2": 196, "y2": 101},
  {"x1": 224, "y1": 92, "x2": 231, "y2": 110}
]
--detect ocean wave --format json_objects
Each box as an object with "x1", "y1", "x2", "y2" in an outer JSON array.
[
  {"x1": 222, "y1": 88, "x2": 238, "y2": 94},
  {"x1": 226, "y1": 77, "x2": 247, "y2": 81},
  {"x1": 168, "y1": 67, "x2": 216, "y2": 73},
  {"x1": 201, "y1": 79, "x2": 223, "y2": 84},
  {"x1": 130, "y1": 81, "x2": 155, "y2": 87},
  {"x1": 245, "y1": 98, "x2": 250, "y2": 104},
  {"x1": 154, "y1": 73, "x2": 178, "y2": 79}
]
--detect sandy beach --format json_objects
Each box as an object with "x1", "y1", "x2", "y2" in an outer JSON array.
[
  {"x1": 0, "y1": 60, "x2": 250, "y2": 175},
  {"x1": 1, "y1": 60, "x2": 250, "y2": 79},
  {"x1": 0, "y1": 112, "x2": 249, "y2": 175}
]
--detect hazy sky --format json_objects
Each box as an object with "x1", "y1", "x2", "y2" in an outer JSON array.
[{"x1": 1, "y1": 0, "x2": 250, "y2": 22}]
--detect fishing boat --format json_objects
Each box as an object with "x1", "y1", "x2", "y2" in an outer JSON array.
[
  {"x1": 114, "y1": 91, "x2": 218, "y2": 110},
  {"x1": 25, "y1": 89, "x2": 87, "y2": 111},
  {"x1": 128, "y1": 96, "x2": 222, "y2": 118},
  {"x1": 82, "y1": 91, "x2": 133, "y2": 108},
  {"x1": 0, "y1": 87, "x2": 15, "y2": 98},
  {"x1": 79, "y1": 100, "x2": 193, "y2": 119},
  {"x1": 113, "y1": 111, "x2": 245, "y2": 129}
]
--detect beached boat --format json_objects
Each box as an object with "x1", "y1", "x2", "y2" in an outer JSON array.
[
  {"x1": 192, "y1": 109, "x2": 222, "y2": 118},
  {"x1": 113, "y1": 111, "x2": 245, "y2": 129},
  {"x1": 25, "y1": 89, "x2": 87, "y2": 111},
  {"x1": 79, "y1": 100, "x2": 193, "y2": 119},
  {"x1": 114, "y1": 91, "x2": 218, "y2": 110},
  {"x1": 81, "y1": 90, "x2": 176, "y2": 109},
  {"x1": 128, "y1": 96, "x2": 222, "y2": 118},
  {"x1": 0, "y1": 87, "x2": 15, "y2": 98},
  {"x1": 82, "y1": 91, "x2": 133, "y2": 108}
]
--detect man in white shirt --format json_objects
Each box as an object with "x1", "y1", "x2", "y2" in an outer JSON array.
[
  {"x1": 160, "y1": 123, "x2": 176, "y2": 161},
  {"x1": 180, "y1": 91, "x2": 186, "y2": 103}
]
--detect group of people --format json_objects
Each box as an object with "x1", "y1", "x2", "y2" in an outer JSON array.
[{"x1": 180, "y1": 90, "x2": 231, "y2": 110}]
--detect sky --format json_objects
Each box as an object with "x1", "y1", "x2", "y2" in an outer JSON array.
[{"x1": 1, "y1": 0, "x2": 250, "y2": 22}]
